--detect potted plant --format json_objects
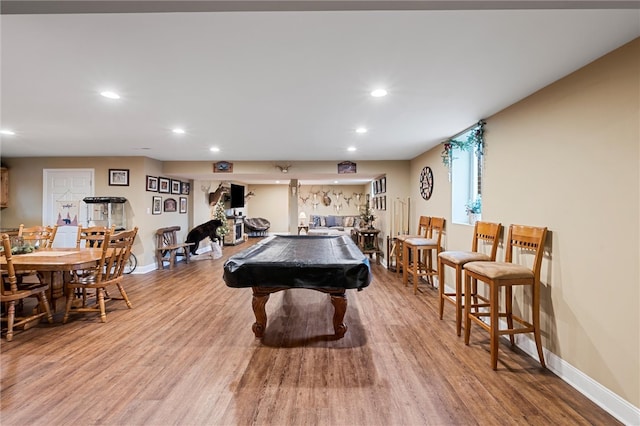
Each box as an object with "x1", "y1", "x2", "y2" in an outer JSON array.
[
  {"x1": 360, "y1": 203, "x2": 375, "y2": 229},
  {"x1": 465, "y1": 196, "x2": 482, "y2": 224}
]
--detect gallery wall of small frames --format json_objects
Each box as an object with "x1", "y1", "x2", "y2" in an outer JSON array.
[
  {"x1": 146, "y1": 175, "x2": 190, "y2": 215},
  {"x1": 372, "y1": 175, "x2": 386, "y2": 211}
]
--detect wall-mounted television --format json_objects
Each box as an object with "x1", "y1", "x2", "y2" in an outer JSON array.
[{"x1": 229, "y1": 183, "x2": 245, "y2": 208}]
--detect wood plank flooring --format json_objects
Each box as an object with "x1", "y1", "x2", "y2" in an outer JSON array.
[{"x1": 1, "y1": 239, "x2": 619, "y2": 425}]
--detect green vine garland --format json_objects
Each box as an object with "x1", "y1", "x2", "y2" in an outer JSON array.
[{"x1": 441, "y1": 121, "x2": 485, "y2": 168}]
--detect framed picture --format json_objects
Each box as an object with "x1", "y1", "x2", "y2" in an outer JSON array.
[
  {"x1": 109, "y1": 169, "x2": 129, "y2": 186},
  {"x1": 171, "y1": 180, "x2": 181, "y2": 194},
  {"x1": 159, "y1": 177, "x2": 170, "y2": 193},
  {"x1": 164, "y1": 197, "x2": 177, "y2": 213},
  {"x1": 179, "y1": 197, "x2": 187, "y2": 214},
  {"x1": 146, "y1": 175, "x2": 158, "y2": 192},
  {"x1": 213, "y1": 161, "x2": 233, "y2": 173},
  {"x1": 181, "y1": 181, "x2": 190, "y2": 195},
  {"x1": 152, "y1": 196, "x2": 162, "y2": 215},
  {"x1": 337, "y1": 161, "x2": 356, "y2": 174},
  {"x1": 381, "y1": 177, "x2": 386, "y2": 194}
]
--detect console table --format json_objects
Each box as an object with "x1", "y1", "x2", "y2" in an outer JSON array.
[{"x1": 354, "y1": 228, "x2": 381, "y2": 264}]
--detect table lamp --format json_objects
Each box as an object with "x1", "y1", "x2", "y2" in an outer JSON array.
[{"x1": 299, "y1": 211, "x2": 307, "y2": 226}]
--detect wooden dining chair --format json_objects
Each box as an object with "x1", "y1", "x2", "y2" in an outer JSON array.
[
  {"x1": 463, "y1": 224, "x2": 548, "y2": 370},
  {"x1": 63, "y1": 227, "x2": 138, "y2": 323},
  {"x1": 402, "y1": 217, "x2": 445, "y2": 294},
  {"x1": 395, "y1": 216, "x2": 430, "y2": 278},
  {"x1": 14, "y1": 224, "x2": 58, "y2": 285},
  {"x1": 18, "y1": 224, "x2": 58, "y2": 248},
  {"x1": 76, "y1": 225, "x2": 115, "y2": 248},
  {"x1": 438, "y1": 221, "x2": 502, "y2": 336},
  {"x1": 1, "y1": 234, "x2": 53, "y2": 341}
]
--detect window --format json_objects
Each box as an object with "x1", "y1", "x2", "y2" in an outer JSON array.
[{"x1": 442, "y1": 122, "x2": 484, "y2": 225}]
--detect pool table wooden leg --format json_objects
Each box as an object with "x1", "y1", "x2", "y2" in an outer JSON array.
[
  {"x1": 330, "y1": 292, "x2": 348, "y2": 338},
  {"x1": 251, "y1": 288, "x2": 271, "y2": 338}
]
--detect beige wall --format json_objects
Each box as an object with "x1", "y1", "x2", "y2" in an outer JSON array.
[
  {"x1": 245, "y1": 184, "x2": 290, "y2": 233},
  {"x1": 0, "y1": 156, "x2": 192, "y2": 269},
  {"x1": 411, "y1": 39, "x2": 639, "y2": 408}
]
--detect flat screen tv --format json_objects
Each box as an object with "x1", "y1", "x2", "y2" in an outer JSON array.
[{"x1": 230, "y1": 184, "x2": 245, "y2": 208}]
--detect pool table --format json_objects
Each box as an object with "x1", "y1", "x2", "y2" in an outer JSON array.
[{"x1": 223, "y1": 235, "x2": 371, "y2": 338}]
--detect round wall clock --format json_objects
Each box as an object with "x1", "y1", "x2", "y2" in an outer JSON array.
[{"x1": 419, "y1": 166, "x2": 434, "y2": 200}]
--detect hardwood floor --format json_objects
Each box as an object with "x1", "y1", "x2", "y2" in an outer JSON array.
[{"x1": 1, "y1": 239, "x2": 619, "y2": 425}]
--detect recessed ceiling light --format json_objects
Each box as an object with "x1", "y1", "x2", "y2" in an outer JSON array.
[
  {"x1": 0, "y1": 129, "x2": 15, "y2": 135},
  {"x1": 210, "y1": 147, "x2": 220, "y2": 152},
  {"x1": 275, "y1": 180, "x2": 281, "y2": 184},
  {"x1": 347, "y1": 146, "x2": 357, "y2": 152},
  {"x1": 334, "y1": 181, "x2": 339, "y2": 184},
  {"x1": 355, "y1": 127, "x2": 367, "y2": 134},
  {"x1": 172, "y1": 128, "x2": 185, "y2": 134},
  {"x1": 370, "y1": 89, "x2": 387, "y2": 97},
  {"x1": 100, "y1": 91, "x2": 120, "y2": 99}
]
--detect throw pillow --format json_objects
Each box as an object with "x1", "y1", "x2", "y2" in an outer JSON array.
[
  {"x1": 326, "y1": 215, "x2": 343, "y2": 227},
  {"x1": 310, "y1": 215, "x2": 322, "y2": 228}
]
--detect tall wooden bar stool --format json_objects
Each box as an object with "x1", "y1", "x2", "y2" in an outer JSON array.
[
  {"x1": 438, "y1": 221, "x2": 502, "y2": 336},
  {"x1": 463, "y1": 224, "x2": 547, "y2": 370},
  {"x1": 402, "y1": 217, "x2": 445, "y2": 294},
  {"x1": 395, "y1": 216, "x2": 430, "y2": 279}
]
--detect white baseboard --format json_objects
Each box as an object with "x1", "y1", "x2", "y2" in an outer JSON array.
[
  {"x1": 441, "y1": 282, "x2": 639, "y2": 424},
  {"x1": 131, "y1": 262, "x2": 157, "y2": 274},
  {"x1": 511, "y1": 333, "x2": 640, "y2": 425}
]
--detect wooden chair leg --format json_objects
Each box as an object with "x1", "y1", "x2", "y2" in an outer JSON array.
[
  {"x1": 5, "y1": 301, "x2": 16, "y2": 341},
  {"x1": 464, "y1": 274, "x2": 472, "y2": 345},
  {"x1": 505, "y1": 286, "x2": 515, "y2": 346},
  {"x1": 402, "y1": 244, "x2": 409, "y2": 287},
  {"x1": 116, "y1": 284, "x2": 133, "y2": 309},
  {"x1": 412, "y1": 246, "x2": 419, "y2": 295},
  {"x1": 38, "y1": 292, "x2": 54, "y2": 324},
  {"x1": 438, "y1": 259, "x2": 445, "y2": 320},
  {"x1": 533, "y1": 282, "x2": 546, "y2": 368},
  {"x1": 63, "y1": 288, "x2": 75, "y2": 324},
  {"x1": 97, "y1": 288, "x2": 107, "y2": 322},
  {"x1": 490, "y1": 282, "x2": 499, "y2": 370},
  {"x1": 455, "y1": 265, "x2": 463, "y2": 337}
]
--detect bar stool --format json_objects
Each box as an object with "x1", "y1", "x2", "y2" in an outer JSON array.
[
  {"x1": 402, "y1": 217, "x2": 445, "y2": 294},
  {"x1": 463, "y1": 224, "x2": 548, "y2": 370},
  {"x1": 395, "y1": 216, "x2": 430, "y2": 279},
  {"x1": 438, "y1": 221, "x2": 502, "y2": 336}
]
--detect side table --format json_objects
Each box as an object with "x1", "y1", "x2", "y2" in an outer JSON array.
[{"x1": 354, "y1": 228, "x2": 381, "y2": 264}]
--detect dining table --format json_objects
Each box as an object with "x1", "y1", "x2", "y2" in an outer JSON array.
[{"x1": 0, "y1": 247, "x2": 105, "y2": 311}]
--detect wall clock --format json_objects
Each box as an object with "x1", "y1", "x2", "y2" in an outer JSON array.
[{"x1": 419, "y1": 166, "x2": 434, "y2": 200}]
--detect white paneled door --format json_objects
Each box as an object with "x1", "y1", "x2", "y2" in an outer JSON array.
[{"x1": 43, "y1": 169, "x2": 94, "y2": 248}]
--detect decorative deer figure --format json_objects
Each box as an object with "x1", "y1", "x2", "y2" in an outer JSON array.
[
  {"x1": 299, "y1": 194, "x2": 311, "y2": 205},
  {"x1": 208, "y1": 183, "x2": 228, "y2": 206}
]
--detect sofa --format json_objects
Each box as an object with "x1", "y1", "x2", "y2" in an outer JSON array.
[{"x1": 307, "y1": 215, "x2": 361, "y2": 236}]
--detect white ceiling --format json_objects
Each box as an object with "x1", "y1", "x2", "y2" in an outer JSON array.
[{"x1": 1, "y1": 2, "x2": 638, "y2": 183}]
